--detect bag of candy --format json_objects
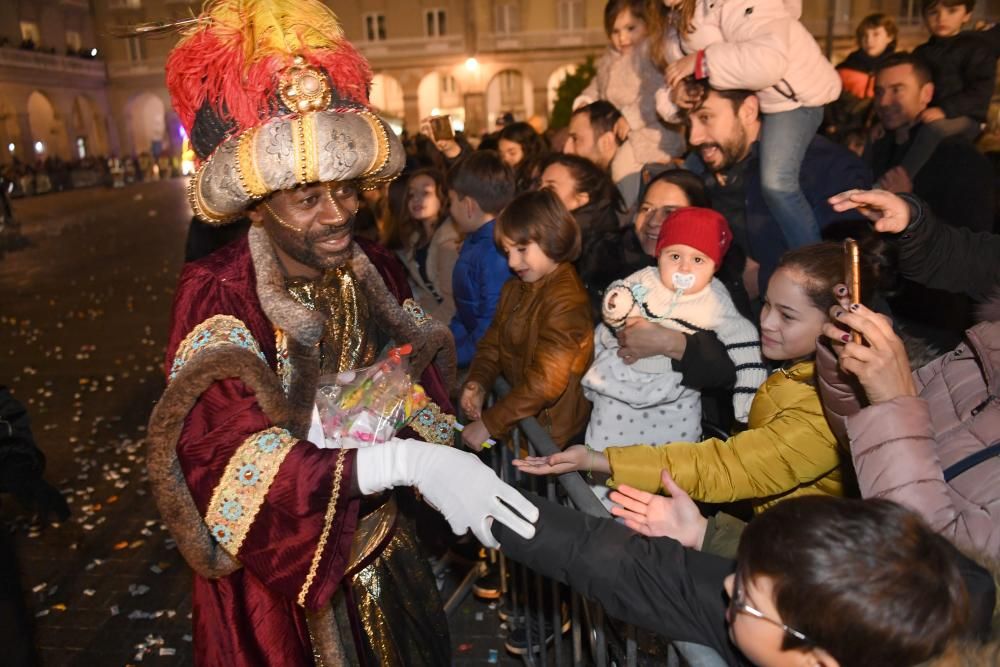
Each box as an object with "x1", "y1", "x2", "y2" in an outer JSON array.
[{"x1": 313, "y1": 344, "x2": 429, "y2": 449}]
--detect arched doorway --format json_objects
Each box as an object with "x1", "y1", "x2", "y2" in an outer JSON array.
[
  {"x1": 27, "y1": 91, "x2": 69, "y2": 159},
  {"x1": 72, "y1": 95, "x2": 110, "y2": 159},
  {"x1": 370, "y1": 73, "x2": 405, "y2": 128},
  {"x1": 417, "y1": 71, "x2": 466, "y2": 131},
  {"x1": 485, "y1": 69, "x2": 534, "y2": 128},
  {"x1": 547, "y1": 64, "x2": 578, "y2": 113},
  {"x1": 125, "y1": 92, "x2": 167, "y2": 156}
]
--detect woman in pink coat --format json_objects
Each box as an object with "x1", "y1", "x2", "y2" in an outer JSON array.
[{"x1": 817, "y1": 188, "x2": 1000, "y2": 556}]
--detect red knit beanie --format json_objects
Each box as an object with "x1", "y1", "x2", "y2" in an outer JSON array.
[{"x1": 654, "y1": 207, "x2": 733, "y2": 267}]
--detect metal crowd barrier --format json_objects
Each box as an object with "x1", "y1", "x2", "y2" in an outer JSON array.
[{"x1": 483, "y1": 377, "x2": 729, "y2": 667}]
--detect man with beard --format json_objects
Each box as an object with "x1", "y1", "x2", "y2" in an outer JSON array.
[
  {"x1": 863, "y1": 52, "x2": 994, "y2": 349},
  {"x1": 564, "y1": 101, "x2": 646, "y2": 210},
  {"x1": 683, "y1": 81, "x2": 872, "y2": 301},
  {"x1": 144, "y1": 2, "x2": 538, "y2": 665},
  {"x1": 867, "y1": 53, "x2": 993, "y2": 234}
]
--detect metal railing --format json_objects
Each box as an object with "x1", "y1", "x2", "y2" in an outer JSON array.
[
  {"x1": 483, "y1": 377, "x2": 728, "y2": 667},
  {"x1": 0, "y1": 47, "x2": 106, "y2": 81}
]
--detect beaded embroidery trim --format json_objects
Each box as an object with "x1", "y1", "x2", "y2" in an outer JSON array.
[
  {"x1": 206, "y1": 426, "x2": 298, "y2": 555},
  {"x1": 411, "y1": 402, "x2": 456, "y2": 446},
  {"x1": 169, "y1": 315, "x2": 268, "y2": 382},
  {"x1": 235, "y1": 126, "x2": 269, "y2": 199},
  {"x1": 402, "y1": 298, "x2": 430, "y2": 327}
]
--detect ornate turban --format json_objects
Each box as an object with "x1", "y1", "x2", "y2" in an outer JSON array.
[{"x1": 165, "y1": 0, "x2": 404, "y2": 223}]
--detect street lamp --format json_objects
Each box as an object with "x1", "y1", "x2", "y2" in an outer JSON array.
[
  {"x1": 34, "y1": 141, "x2": 44, "y2": 154},
  {"x1": 465, "y1": 57, "x2": 479, "y2": 72}
]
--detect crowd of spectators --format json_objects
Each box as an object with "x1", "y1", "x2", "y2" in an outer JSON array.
[
  {"x1": 341, "y1": 1, "x2": 1000, "y2": 663},
  {"x1": 9, "y1": 0, "x2": 1000, "y2": 663}
]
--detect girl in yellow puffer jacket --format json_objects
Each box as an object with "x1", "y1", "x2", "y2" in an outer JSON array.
[{"x1": 516, "y1": 242, "x2": 877, "y2": 513}]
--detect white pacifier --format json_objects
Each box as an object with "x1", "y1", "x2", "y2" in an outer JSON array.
[{"x1": 671, "y1": 272, "x2": 696, "y2": 290}]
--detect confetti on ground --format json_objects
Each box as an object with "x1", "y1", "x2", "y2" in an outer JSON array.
[{"x1": 129, "y1": 584, "x2": 151, "y2": 597}]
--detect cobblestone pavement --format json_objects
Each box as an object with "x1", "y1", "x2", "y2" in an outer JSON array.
[{"x1": 0, "y1": 180, "x2": 520, "y2": 666}]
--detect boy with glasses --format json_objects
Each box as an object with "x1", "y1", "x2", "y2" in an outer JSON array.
[{"x1": 492, "y1": 493, "x2": 995, "y2": 666}]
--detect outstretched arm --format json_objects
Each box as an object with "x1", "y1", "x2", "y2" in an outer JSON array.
[
  {"x1": 828, "y1": 189, "x2": 1000, "y2": 300},
  {"x1": 491, "y1": 493, "x2": 738, "y2": 660}
]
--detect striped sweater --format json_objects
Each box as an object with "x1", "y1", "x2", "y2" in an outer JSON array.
[{"x1": 596, "y1": 268, "x2": 765, "y2": 422}]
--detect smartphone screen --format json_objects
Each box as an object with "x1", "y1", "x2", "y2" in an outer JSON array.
[{"x1": 429, "y1": 115, "x2": 455, "y2": 142}]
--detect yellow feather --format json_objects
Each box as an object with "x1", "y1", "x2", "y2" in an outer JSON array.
[{"x1": 195, "y1": 0, "x2": 344, "y2": 65}]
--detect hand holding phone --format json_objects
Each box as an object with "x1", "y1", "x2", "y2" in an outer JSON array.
[{"x1": 420, "y1": 115, "x2": 454, "y2": 143}]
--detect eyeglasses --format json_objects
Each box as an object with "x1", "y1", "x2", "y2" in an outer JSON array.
[{"x1": 728, "y1": 579, "x2": 811, "y2": 644}]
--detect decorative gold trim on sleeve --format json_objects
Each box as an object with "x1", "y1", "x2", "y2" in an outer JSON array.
[
  {"x1": 205, "y1": 427, "x2": 298, "y2": 556},
  {"x1": 168, "y1": 315, "x2": 268, "y2": 382},
  {"x1": 410, "y1": 401, "x2": 456, "y2": 446},
  {"x1": 298, "y1": 447, "x2": 348, "y2": 606}
]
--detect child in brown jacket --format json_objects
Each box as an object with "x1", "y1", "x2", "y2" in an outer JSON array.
[{"x1": 459, "y1": 189, "x2": 594, "y2": 450}]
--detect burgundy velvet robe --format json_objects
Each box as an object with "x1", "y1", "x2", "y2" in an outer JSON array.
[{"x1": 163, "y1": 236, "x2": 452, "y2": 666}]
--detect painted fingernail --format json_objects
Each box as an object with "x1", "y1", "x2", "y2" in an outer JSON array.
[
  {"x1": 834, "y1": 309, "x2": 844, "y2": 318},
  {"x1": 849, "y1": 303, "x2": 860, "y2": 311},
  {"x1": 841, "y1": 334, "x2": 851, "y2": 342}
]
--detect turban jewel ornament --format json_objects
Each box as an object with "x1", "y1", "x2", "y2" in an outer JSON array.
[{"x1": 164, "y1": 0, "x2": 404, "y2": 224}]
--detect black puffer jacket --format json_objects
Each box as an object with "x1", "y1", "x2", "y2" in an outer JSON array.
[
  {"x1": 894, "y1": 194, "x2": 1000, "y2": 301},
  {"x1": 914, "y1": 32, "x2": 998, "y2": 122},
  {"x1": 493, "y1": 494, "x2": 997, "y2": 666}
]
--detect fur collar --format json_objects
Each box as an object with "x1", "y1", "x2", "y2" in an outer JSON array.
[{"x1": 248, "y1": 224, "x2": 326, "y2": 347}]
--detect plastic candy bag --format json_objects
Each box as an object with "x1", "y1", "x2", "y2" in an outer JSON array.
[{"x1": 314, "y1": 345, "x2": 429, "y2": 449}]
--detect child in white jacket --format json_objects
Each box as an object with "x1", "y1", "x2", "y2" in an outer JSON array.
[
  {"x1": 581, "y1": 207, "x2": 765, "y2": 508},
  {"x1": 655, "y1": 0, "x2": 841, "y2": 251},
  {"x1": 574, "y1": 0, "x2": 686, "y2": 208}
]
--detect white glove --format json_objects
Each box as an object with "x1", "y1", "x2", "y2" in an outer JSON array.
[{"x1": 356, "y1": 438, "x2": 538, "y2": 548}]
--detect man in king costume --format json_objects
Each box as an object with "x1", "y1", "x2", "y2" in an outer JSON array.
[{"x1": 143, "y1": 2, "x2": 539, "y2": 665}]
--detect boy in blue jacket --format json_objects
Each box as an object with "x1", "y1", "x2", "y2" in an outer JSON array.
[{"x1": 448, "y1": 151, "x2": 515, "y2": 367}]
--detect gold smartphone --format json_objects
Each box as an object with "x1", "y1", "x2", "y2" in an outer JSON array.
[
  {"x1": 844, "y1": 238, "x2": 862, "y2": 344},
  {"x1": 428, "y1": 115, "x2": 455, "y2": 142}
]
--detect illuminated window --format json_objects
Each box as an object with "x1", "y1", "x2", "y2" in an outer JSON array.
[
  {"x1": 425, "y1": 9, "x2": 447, "y2": 37},
  {"x1": 20, "y1": 21, "x2": 41, "y2": 44}
]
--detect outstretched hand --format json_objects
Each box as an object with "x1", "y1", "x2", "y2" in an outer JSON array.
[
  {"x1": 827, "y1": 189, "x2": 911, "y2": 234},
  {"x1": 822, "y1": 300, "x2": 917, "y2": 404},
  {"x1": 459, "y1": 381, "x2": 486, "y2": 420},
  {"x1": 512, "y1": 444, "x2": 610, "y2": 476},
  {"x1": 609, "y1": 470, "x2": 707, "y2": 548},
  {"x1": 356, "y1": 438, "x2": 539, "y2": 549}
]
